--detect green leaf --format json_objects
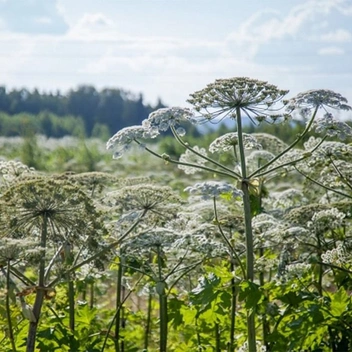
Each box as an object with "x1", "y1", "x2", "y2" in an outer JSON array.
[
  {"x1": 239, "y1": 281, "x2": 263, "y2": 309},
  {"x1": 190, "y1": 273, "x2": 221, "y2": 309},
  {"x1": 330, "y1": 287, "x2": 350, "y2": 317}
]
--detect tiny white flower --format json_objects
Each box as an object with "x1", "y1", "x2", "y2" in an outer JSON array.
[{"x1": 184, "y1": 181, "x2": 242, "y2": 200}]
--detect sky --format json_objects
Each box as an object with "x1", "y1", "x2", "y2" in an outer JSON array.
[{"x1": 1, "y1": 0, "x2": 352, "y2": 115}]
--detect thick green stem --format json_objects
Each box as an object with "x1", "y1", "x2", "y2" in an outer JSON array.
[
  {"x1": 26, "y1": 214, "x2": 48, "y2": 352},
  {"x1": 6, "y1": 260, "x2": 17, "y2": 352},
  {"x1": 114, "y1": 255, "x2": 124, "y2": 352},
  {"x1": 229, "y1": 261, "x2": 236, "y2": 352},
  {"x1": 66, "y1": 245, "x2": 75, "y2": 333},
  {"x1": 101, "y1": 275, "x2": 144, "y2": 352},
  {"x1": 259, "y1": 248, "x2": 270, "y2": 350},
  {"x1": 215, "y1": 323, "x2": 221, "y2": 352},
  {"x1": 157, "y1": 246, "x2": 168, "y2": 352},
  {"x1": 89, "y1": 282, "x2": 94, "y2": 309},
  {"x1": 68, "y1": 280, "x2": 75, "y2": 331},
  {"x1": 144, "y1": 293, "x2": 153, "y2": 351},
  {"x1": 236, "y1": 107, "x2": 256, "y2": 352}
]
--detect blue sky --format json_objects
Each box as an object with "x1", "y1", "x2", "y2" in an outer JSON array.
[{"x1": 1, "y1": 0, "x2": 352, "y2": 116}]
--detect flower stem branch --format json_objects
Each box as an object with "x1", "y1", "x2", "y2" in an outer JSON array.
[
  {"x1": 249, "y1": 106, "x2": 319, "y2": 178},
  {"x1": 170, "y1": 126, "x2": 242, "y2": 179}
]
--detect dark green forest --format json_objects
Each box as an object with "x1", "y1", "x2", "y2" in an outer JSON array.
[{"x1": 0, "y1": 85, "x2": 166, "y2": 138}]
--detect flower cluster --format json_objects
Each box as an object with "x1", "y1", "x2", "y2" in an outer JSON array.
[
  {"x1": 270, "y1": 188, "x2": 307, "y2": 209},
  {"x1": 285, "y1": 89, "x2": 351, "y2": 117},
  {"x1": 209, "y1": 133, "x2": 262, "y2": 153},
  {"x1": 0, "y1": 160, "x2": 36, "y2": 186},
  {"x1": 106, "y1": 108, "x2": 195, "y2": 159},
  {"x1": 285, "y1": 262, "x2": 311, "y2": 279},
  {"x1": 247, "y1": 150, "x2": 275, "y2": 173},
  {"x1": 106, "y1": 125, "x2": 154, "y2": 159},
  {"x1": 184, "y1": 181, "x2": 242, "y2": 200},
  {"x1": 308, "y1": 207, "x2": 346, "y2": 233},
  {"x1": 142, "y1": 107, "x2": 195, "y2": 134},
  {"x1": 321, "y1": 243, "x2": 347, "y2": 266},
  {"x1": 252, "y1": 133, "x2": 288, "y2": 154},
  {"x1": 178, "y1": 146, "x2": 208, "y2": 174},
  {"x1": 104, "y1": 184, "x2": 182, "y2": 224},
  {"x1": 188, "y1": 77, "x2": 289, "y2": 124},
  {"x1": 0, "y1": 179, "x2": 108, "y2": 259},
  {"x1": 313, "y1": 113, "x2": 352, "y2": 140}
]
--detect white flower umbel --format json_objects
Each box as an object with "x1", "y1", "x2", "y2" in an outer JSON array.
[
  {"x1": 106, "y1": 125, "x2": 155, "y2": 159},
  {"x1": 303, "y1": 136, "x2": 323, "y2": 151},
  {"x1": 314, "y1": 113, "x2": 352, "y2": 140},
  {"x1": 247, "y1": 150, "x2": 275, "y2": 174},
  {"x1": 209, "y1": 133, "x2": 262, "y2": 153},
  {"x1": 286, "y1": 89, "x2": 352, "y2": 117},
  {"x1": 271, "y1": 188, "x2": 307, "y2": 209},
  {"x1": 321, "y1": 243, "x2": 347, "y2": 266},
  {"x1": 142, "y1": 107, "x2": 195, "y2": 135},
  {"x1": 252, "y1": 133, "x2": 288, "y2": 154},
  {"x1": 178, "y1": 146, "x2": 208, "y2": 174},
  {"x1": 308, "y1": 207, "x2": 346, "y2": 233},
  {"x1": 188, "y1": 77, "x2": 289, "y2": 124},
  {"x1": 184, "y1": 181, "x2": 242, "y2": 200},
  {"x1": 285, "y1": 262, "x2": 311, "y2": 279}
]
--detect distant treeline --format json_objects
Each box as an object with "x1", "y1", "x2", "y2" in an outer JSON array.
[{"x1": 0, "y1": 85, "x2": 166, "y2": 138}]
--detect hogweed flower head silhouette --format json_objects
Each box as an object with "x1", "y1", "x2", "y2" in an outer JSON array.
[
  {"x1": 285, "y1": 89, "x2": 351, "y2": 117},
  {"x1": 106, "y1": 125, "x2": 155, "y2": 159},
  {"x1": 104, "y1": 184, "x2": 182, "y2": 225},
  {"x1": 187, "y1": 77, "x2": 290, "y2": 124},
  {"x1": 0, "y1": 178, "x2": 108, "y2": 259},
  {"x1": 209, "y1": 133, "x2": 262, "y2": 153},
  {"x1": 313, "y1": 112, "x2": 352, "y2": 140},
  {"x1": 142, "y1": 107, "x2": 195, "y2": 135}
]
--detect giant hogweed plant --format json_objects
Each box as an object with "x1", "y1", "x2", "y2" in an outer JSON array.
[
  {"x1": 0, "y1": 173, "x2": 161, "y2": 352},
  {"x1": 107, "y1": 77, "x2": 352, "y2": 351}
]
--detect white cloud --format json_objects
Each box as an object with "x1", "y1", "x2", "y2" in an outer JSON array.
[
  {"x1": 66, "y1": 13, "x2": 116, "y2": 40},
  {"x1": 225, "y1": 0, "x2": 352, "y2": 60},
  {"x1": 321, "y1": 29, "x2": 352, "y2": 42},
  {"x1": 34, "y1": 17, "x2": 53, "y2": 25},
  {"x1": 318, "y1": 46, "x2": 345, "y2": 55}
]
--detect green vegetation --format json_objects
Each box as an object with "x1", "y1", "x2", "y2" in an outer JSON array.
[
  {"x1": 1, "y1": 78, "x2": 352, "y2": 352},
  {"x1": 0, "y1": 86, "x2": 166, "y2": 138}
]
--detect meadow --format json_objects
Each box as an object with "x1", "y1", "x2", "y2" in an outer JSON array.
[{"x1": 1, "y1": 77, "x2": 352, "y2": 352}]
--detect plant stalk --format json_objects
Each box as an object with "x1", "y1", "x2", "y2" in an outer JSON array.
[
  {"x1": 6, "y1": 260, "x2": 17, "y2": 352},
  {"x1": 157, "y1": 245, "x2": 168, "y2": 352},
  {"x1": 26, "y1": 214, "x2": 48, "y2": 352},
  {"x1": 236, "y1": 107, "x2": 256, "y2": 352}
]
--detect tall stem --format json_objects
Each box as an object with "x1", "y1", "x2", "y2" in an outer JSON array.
[
  {"x1": 26, "y1": 214, "x2": 48, "y2": 352},
  {"x1": 229, "y1": 261, "x2": 236, "y2": 352},
  {"x1": 6, "y1": 260, "x2": 17, "y2": 352},
  {"x1": 157, "y1": 245, "x2": 168, "y2": 352},
  {"x1": 215, "y1": 323, "x2": 221, "y2": 352},
  {"x1": 236, "y1": 107, "x2": 256, "y2": 352},
  {"x1": 115, "y1": 255, "x2": 124, "y2": 352},
  {"x1": 144, "y1": 292, "x2": 153, "y2": 351}
]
